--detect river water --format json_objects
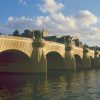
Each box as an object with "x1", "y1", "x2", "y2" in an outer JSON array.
[{"x1": 0, "y1": 69, "x2": 100, "y2": 100}]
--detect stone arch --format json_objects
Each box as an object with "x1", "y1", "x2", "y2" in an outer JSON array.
[
  {"x1": 46, "y1": 51, "x2": 64, "y2": 71},
  {"x1": 74, "y1": 54, "x2": 83, "y2": 69},
  {"x1": 0, "y1": 49, "x2": 31, "y2": 67}
]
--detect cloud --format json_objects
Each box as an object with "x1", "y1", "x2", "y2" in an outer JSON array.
[
  {"x1": 39, "y1": 0, "x2": 64, "y2": 14},
  {"x1": 7, "y1": 16, "x2": 36, "y2": 31},
  {"x1": 74, "y1": 10, "x2": 97, "y2": 27},
  {"x1": 2, "y1": 10, "x2": 99, "y2": 37},
  {"x1": 0, "y1": 10, "x2": 100, "y2": 44},
  {"x1": 19, "y1": 0, "x2": 26, "y2": 5},
  {"x1": 8, "y1": 16, "x2": 14, "y2": 22},
  {"x1": 0, "y1": 0, "x2": 100, "y2": 46},
  {"x1": 34, "y1": 10, "x2": 99, "y2": 34}
]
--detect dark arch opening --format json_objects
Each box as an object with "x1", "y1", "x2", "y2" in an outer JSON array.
[
  {"x1": 46, "y1": 52, "x2": 64, "y2": 71},
  {"x1": 74, "y1": 54, "x2": 82, "y2": 69},
  {"x1": 0, "y1": 50, "x2": 31, "y2": 67}
]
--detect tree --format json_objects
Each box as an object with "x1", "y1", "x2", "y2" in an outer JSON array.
[
  {"x1": 13, "y1": 30, "x2": 19, "y2": 36},
  {"x1": 21, "y1": 29, "x2": 33, "y2": 38},
  {"x1": 0, "y1": 33, "x2": 3, "y2": 35}
]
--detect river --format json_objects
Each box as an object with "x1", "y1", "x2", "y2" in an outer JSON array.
[{"x1": 0, "y1": 69, "x2": 100, "y2": 100}]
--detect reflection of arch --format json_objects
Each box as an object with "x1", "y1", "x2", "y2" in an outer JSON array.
[
  {"x1": 74, "y1": 54, "x2": 82, "y2": 69},
  {"x1": 90, "y1": 56, "x2": 94, "y2": 68},
  {"x1": 46, "y1": 52, "x2": 64, "y2": 71},
  {"x1": 0, "y1": 49, "x2": 30, "y2": 66}
]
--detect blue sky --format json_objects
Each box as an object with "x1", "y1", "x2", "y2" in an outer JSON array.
[{"x1": 0, "y1": 0, "x2": 100, "y2": 46}]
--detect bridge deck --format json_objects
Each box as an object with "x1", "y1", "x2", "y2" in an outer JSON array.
[{"x1": 0, "y1": 35, "x2": 32, "y2": 41}]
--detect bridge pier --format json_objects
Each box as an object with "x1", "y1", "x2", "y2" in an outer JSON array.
[
  {"x1": 31, "y1": 39, "x2": 47, "y2": 73},
  {"x1": 31, "y1": 31, "x2": 47, "y2": 73},
  {"x1": 93, "y1": 51, "x2": 100, "y2": 68},
  {"x1": 82, "y1": 48, "x2": 91, "y2": 69},
  {"x1": 64, "y1": 45, "x2": 76, "y2": 71}
]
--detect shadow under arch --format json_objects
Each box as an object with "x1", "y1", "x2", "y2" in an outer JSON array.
[
  {"x1": 74, "y1": 54, "x2": 83, "y2": 69},
  {"x1": 0, "y1": 49, "x2": 31, "y2": 67},
  {"x1": 46, "y1": 51, "x2": 64, "y2": 71}
]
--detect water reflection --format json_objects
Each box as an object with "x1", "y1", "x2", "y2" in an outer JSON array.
[{"x1": 0, "y1": 69, "x2": 100, "y2": 100}]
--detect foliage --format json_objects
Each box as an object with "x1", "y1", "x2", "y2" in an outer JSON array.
[
  {"x1": 21, "y1": 29, "x2": 33, "y2": 38},
  {"x1": 13, "y1": 30, "x2": 19, "y2": 36},
  {"x1": 0, "y1": 33, "x2": 3, "y2": 35}
]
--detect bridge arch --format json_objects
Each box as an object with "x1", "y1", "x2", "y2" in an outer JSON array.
[
  {"x1": 0, "y1": 49, "x2": 31, "y2": 67},
  {"x1": 74, "y1": 54, "x2": 83, "y2": 69},
  {"x1": 46, "y1": 51, "x2": 64, "y2": 71}
]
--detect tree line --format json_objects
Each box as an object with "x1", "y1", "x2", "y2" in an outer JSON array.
[
  {"x1": 0, "y1": 29, "x2": 34, "y2": 38},
  {"x1": 0, "y1": 29, "x2": 100, "y2": 51},
  {"x1": 12, "y1": 29, "x2": 33, "y2": 38}
]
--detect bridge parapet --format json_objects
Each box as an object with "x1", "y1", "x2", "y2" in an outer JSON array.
[{"x1": 0, "y1": 35, "x2": 32, "y2": 41}]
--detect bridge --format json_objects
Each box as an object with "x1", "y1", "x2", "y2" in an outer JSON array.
[{"x1": 0, "y1": 35, "x2": 99, "y2": 73}]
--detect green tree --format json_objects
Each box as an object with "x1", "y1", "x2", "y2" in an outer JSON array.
[
  {"x1": 21, "y1": 29, "x2": 33, "y2": 38},
  {"x1": 0, "y1": 33, "x2": 3, "y2": 35},
  {"x1": 13, "y1": 30, "x2": 19, "y2": 36}
]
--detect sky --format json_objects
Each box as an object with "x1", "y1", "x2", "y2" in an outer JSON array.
[{"x1": 0, "y1": 0, "x2": 100, "y2": 46}]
